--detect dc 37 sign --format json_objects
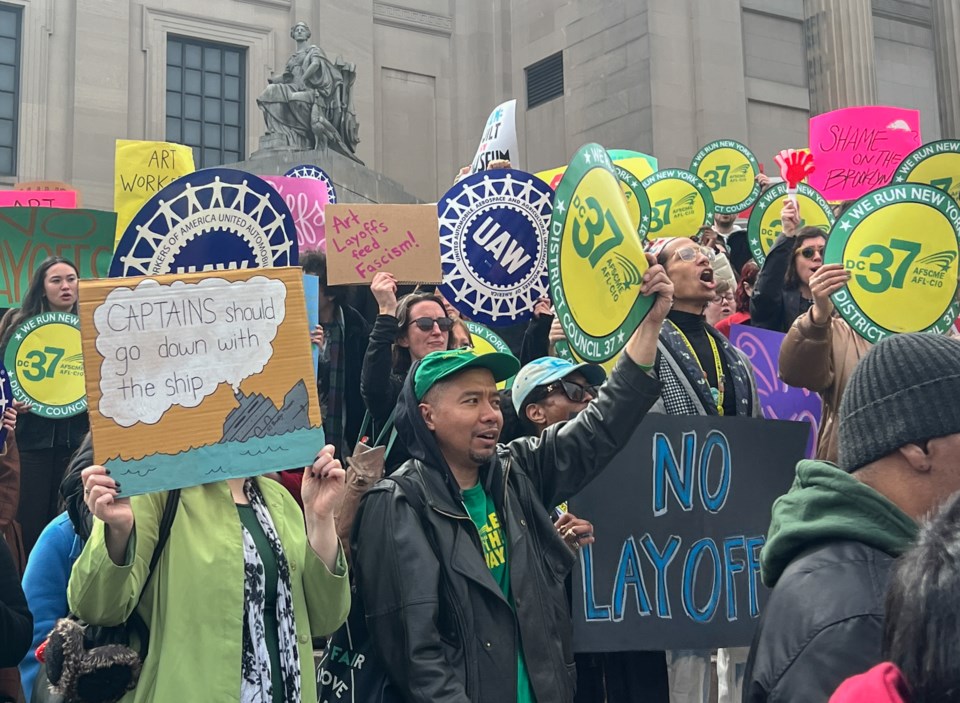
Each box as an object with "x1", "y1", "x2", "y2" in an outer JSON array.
[{"x1": 572, "y1": 414, "x2": 808, "y2": 651}]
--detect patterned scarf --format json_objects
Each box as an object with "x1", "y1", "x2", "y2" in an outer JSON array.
[{"x1": 240, "y1": 480, "x2": 301, "y2": 703}]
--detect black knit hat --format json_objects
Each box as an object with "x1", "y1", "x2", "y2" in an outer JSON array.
[{"x1": 838, "y1": 333, "x2": 960, "y2": 472}]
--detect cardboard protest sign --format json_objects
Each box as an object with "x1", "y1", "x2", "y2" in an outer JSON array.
[
  {"x1": 0, "y1": 190, "x2": 77, "y2": 209},
  {"x1": 465, "y1": 320, "x2": 515, "y2": 389},
  {"x1": 808, "y1": 106, "x2": 922, "y2": 202},
  {"x1": 438, "y1": 170, "x2": 552, "y2": 326},
  {"x1": 4, "y1": 312, "x2": 86, "y2": 418},
  {"x1": 114, "y1": 139, "x2": 196, "y2": 247},
  {"x1": 729, "y1": 325, "x2": 821, "y2": 457},
  {"x1": 262, "y1": 175, "x2": 329, "y2": 252},
  {"x1": 549, "y1": 144, "x2": 650, "y2": 363},
  {"x1": 615, "y1": 165, "x2": 652, "y2": 240},
  {"x1": 572, "y1": 414, "x2": 808, "y2": 651},
  {"x1": 326, "y1": 203, "x2": 440, "y2": 285},
  {"x1": 747, "y1": 183, "x2": 834, "y2": 265},
  {"x1": 640, "y1": 169, "x2": 715, "y2": 240},
  {"x1": 824, "y1": 183, "x2": 960, "y2": 342},
  {"x1": 110, "y1": 168, "x2": 298, "y2": 277},
  {"x1": 470, "y1": 100, "x2": 519, "y2": 174},
  {"x1": 536, "y1": 150, "x2": 658, "y2": 192},
  {"x1": 893, "y1": 140, "x2": 960, "y2": 206},
  {"x1": 79, "y1": 267, "x2": 324, "y2": 496},
  {"x1": 690, "y1": 140, "x2": 761, "y2": 214},
  {"x1": 0, "y1": 208, "x2": 115, "y2": 308},
  {"x1": 0, "y1": 362, "x2": 13, "y2": 447},
  {"x1": 284, "y1": 164, "x2": 338, "y2": 204}
]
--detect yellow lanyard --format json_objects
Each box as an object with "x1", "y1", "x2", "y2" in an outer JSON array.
[{"x1": 670, "y1": 322, "x2": 726, "y2": 415}]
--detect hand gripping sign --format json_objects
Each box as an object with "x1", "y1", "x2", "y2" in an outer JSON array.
[
  {"x1": 824, "y1": 183, "x2": 960, "y2": 343},
  {"x1": 438, "y1": 169, "x2": 552, "y2": 326},
  {"x1": 690, "y1": 139, "x2": 762, "y2": 214},
  {"x1": 549, "y1": 144, "x2": 652, "y2": 363},
  {"x1": 747, "y1": 183, "x2": 835, "y2": 266}
]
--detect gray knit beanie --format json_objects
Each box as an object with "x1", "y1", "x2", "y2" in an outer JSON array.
[{"x1": 838, "y1": 333, "x2": 960, "y2": 472}]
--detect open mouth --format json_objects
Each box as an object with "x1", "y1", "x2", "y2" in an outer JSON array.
[
  {"x1": 700, "y1": 269, "x2": 717, "y2": 288},
  {"x1": 475, "y1": 429, "x2": 498, "y2": 442}
]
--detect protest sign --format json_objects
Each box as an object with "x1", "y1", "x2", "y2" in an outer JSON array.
[
  {"x1": 303, "y1": 273, "x2": 320, "y2": 375},
  {"x1": 808, "y1": 106, "x2": 922, "y2": 201},
  {"x1": 572, "y1": 414, "x2": 808, "y2": 651},
  {"x1": 536, "y1": 150, "x2": 658, "y2": 192},
  {"x1": 469, "y1": 100, "x2": 520, "y2": 174},
  {"x1": 465, "y1": 321, "x2": 515, "y2": 389},
  {"x1": 14, "y1": 181, "x2": 73, "y2": 192},
  {"x1": 4, "y1": 312, "x2": 86, "y2": 418},
  {"x1": 110, "y1": 168, "x2": 298, "y2": 277},
  {"x1": 615, "y1": 165, "x2": 652, "y2": 240},
  {"x1": 284, "y1": 164, "x2": 338, "y2": 204},
  {"x1": 555, "y1": 339, "x2": 618, "y2": 376},
  {"x1": 262, "y1": 175, "x2": 329, "y2": 252},
  {"x1": 549, "y1": 143, "x2": 650, "y2": 362},
  {"x1": 438, "y1": 169, "x2": 552, "y2": 326},
  {"x1": 747, "y1": 183, "x2": 834, "y2": 265},
  {"x1": 893, "y1": 140, "x2": 960, "y2": 206},
  {"x1": 0, "y1": 190, "x2": 77, "y2": 209},
  {"x1": 824, "y1": 183, "x2": 960, "y2": 342},
  {"x1": 640, "y1": 169, "x2": 715, "y2": 240},
  {"x1": 79, "y1": 267, "x2": 324, "y2": 496},
  {"x1": 114, "y1": 139, "x2": 196, "y2": 247},
  {"x1": 0, "y1": 362, "x2": 12, "y2": 447},
  {"x1": 326, "y1": 203, "x2": 441, "y2": 285},
  {"x1": 690, "y1": 140, "x2": 761, "y2": 214},
  {"x1": 730, "y1": 325, "x2": 821, "y2": 457},
  {"x1": 0, "y1": 208, "x2": 115, "y2": 308}
]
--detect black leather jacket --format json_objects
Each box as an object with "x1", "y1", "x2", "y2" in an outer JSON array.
[
  {"x1": 352, "y1": 355, "x2": 662, "y2": 703},
  {"x1": 742, "y1": 540, "x2": 894, "y2": 703}
]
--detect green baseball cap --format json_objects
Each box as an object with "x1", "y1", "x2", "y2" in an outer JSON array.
[{"x1": 414, "y1": 348, "x2": 520, "y2": 400}]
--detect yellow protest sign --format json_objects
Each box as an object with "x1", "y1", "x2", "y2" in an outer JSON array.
[
  {"x1": 690, "y1": 139, "x2": 761, "y2": 214},
  {"x1": 536, "y1": 150, "x2": 658, "y2": 191},
  {"x1": 640, "y1": 169, "x2": 715, "y2": 240},
  {"x1": 114, "y1": 139, "x2": 195, "y2": 247},
  {"x1": 747, "y1": 183, "x2": 835, "y2": 265},
  {"x1": 894, "y1": 140, "x2": 960, "y2": 206},
  {"x1": 465, "y1": 321, "x2": 516, "y2": 389},
  {"x1": 824, "y1": 184, "x2": 960, "y2": 343}
]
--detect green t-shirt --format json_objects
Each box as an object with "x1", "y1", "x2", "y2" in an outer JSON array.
[{"x1": 462, "y1": 483, "x2": 536, "y2": 703}]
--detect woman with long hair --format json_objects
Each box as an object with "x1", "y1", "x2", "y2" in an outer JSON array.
[
  {"x1": 0, "y1": 257, "x2": 87, "y2": 554},
  {"x1": 750, "y1": 199, "x2": 828, "y2": 332},
  {"x1": 715, "y1": 260, "x2": 760, "y2": 337}
]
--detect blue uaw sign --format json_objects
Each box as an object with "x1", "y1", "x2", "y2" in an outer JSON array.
[
  {"x1": 571, "y1": 414, "x2": 808, "y2": 651},
  {"x1": 284, "y1": 163, "x2": 338, "y2": 204},
  {"x1": 438, "y1": 169, "x2": 552, "y2": 327},
  {"x1": 110, "y1": 168, "x2": 298, "y2": 277}
]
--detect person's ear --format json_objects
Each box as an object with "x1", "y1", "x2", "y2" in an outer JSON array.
[
  {"x1": 899, "y1": 442, "x2": 933, "y2": 473},
  {"x1": 525, "y1": 402, "x2": 546, "y2": 426},
  {"x1": 420, "y1": 403, "x2": 436, "y2": 431},
  {"x1": 397, "y1": 332, "x2": 410, "y2": 349}
]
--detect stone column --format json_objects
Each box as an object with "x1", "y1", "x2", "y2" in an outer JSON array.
[
  {"x1": 932, "y1": 0, "x2": 960, "y2": 137},
  {"x1": 803, "y1": 0, "x2": 877, "y2": 115}
]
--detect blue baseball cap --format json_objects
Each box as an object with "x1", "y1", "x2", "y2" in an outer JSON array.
[{"x1": 511, "y1": 356, "x2": 607, "y2": 413}]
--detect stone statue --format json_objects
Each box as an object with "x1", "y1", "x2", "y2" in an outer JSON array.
[{"x1": 257, "y1": 22, "x2": 362, "y2": 163}]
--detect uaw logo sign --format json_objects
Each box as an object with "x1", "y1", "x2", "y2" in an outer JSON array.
[
  {"x1": 285, "y1": 163, "x2": 338, "y2": 204},
  {"x1": 438, "y1": 169, "x2": 552, "y2": 326},
  {"x1": 110, "y1": 168, "x2": 298, "y2": 277}
]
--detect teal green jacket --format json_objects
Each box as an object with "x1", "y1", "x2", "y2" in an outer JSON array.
[{"x1": 67, "y1": 478, "x2": 350, "y2": 702}]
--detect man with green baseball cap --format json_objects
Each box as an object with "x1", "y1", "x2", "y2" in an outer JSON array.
[{"x1": 352, "y1": 258, "x2": 674, "y2": 703}]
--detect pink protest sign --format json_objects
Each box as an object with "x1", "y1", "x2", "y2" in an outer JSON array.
[
  {"x1": 0, "y1": 190, "x2": 78, "y2": 208},
  {"x1": 808, "y1": 106, "x2": 921, "y2": 201},
  {"x1": 261, "y1": 175, "x2": 328, "y2": 252}
]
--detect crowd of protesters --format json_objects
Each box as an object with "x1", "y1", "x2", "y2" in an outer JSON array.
[{"x1": 0, "y1": 155, "x2": 959, "y2": 703}]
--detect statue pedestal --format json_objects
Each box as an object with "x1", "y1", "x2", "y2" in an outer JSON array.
[{"x1": 230, "y1": 147, "x2": 421, "y2": 204}]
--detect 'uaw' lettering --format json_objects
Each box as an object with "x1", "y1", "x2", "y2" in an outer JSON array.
[{"x1": 472, "y1": 216, "x2": 531, "y2": 274}]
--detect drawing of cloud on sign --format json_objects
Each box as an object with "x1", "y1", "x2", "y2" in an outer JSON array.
[{"x1": 887, "y1": 119, "x2": 912, "y2": 131}]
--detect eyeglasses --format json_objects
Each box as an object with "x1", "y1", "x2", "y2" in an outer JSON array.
[
  {"x1": 409, "y1": 316, "x2": 454, "y2": 332},
  {"x1": 675, "y1": 245, "x2": 717, "y2": 262},
  {"x1": 798, "y1": 245, "x2": 825, "y2": 260},
  {"x1": 539, "y1": 378, "x2": 601, "y2": 404},
  {"x1": 712, "y1": 293, "x2": 735, "y2": 304}
]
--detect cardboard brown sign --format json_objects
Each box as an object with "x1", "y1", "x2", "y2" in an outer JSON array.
[{"x1": 325, "y1": 203, "x2": 441, "y2": 285}]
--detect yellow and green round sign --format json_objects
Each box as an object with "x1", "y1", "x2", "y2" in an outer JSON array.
[
  {"x1": 893, "y1": 140, "x2": 960, "y2": 206},
  {"x1": 824, "y1": 183, "x2": 960, "y2": 342},
  {"x1": 639, "y1": 168, "x2": 715, "y2": 240},
  {"x1": 690, "y1": 139, "x2": 761, "y2": 214},
  {"x1": 465, "y1": 320, "x2": 515, "y2": 389},
  {"x1": 614, "y1": 164, "x2": 652, "y2": 241},
  {"x1": 4, "y1": 312, "x2": 86, "y2": 417},
  {"x1": 549, "y1": 143, "x2": 651, "y2": 363},
  {"x1": 554, "y1": 339, "x2": 619, "y2": 377},
  {"x1": 748, "y1": 183, "x2": 835, "y2": 266}
]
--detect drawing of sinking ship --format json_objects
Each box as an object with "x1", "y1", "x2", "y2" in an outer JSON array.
[{"x1": 219, "y1": 379, "x2": 311, "y2": 443}]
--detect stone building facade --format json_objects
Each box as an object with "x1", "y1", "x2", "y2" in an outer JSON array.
[{"x1": 2, "y1": 0, "x2": 957, "y2": 208}]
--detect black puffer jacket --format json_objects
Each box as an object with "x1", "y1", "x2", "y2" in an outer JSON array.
[
  {"x1": 750, "y1": 233, "x2": 812, "y2": 333},
  {"x1": 352, "y1": 355, "x2": 661, "y2": 703}
]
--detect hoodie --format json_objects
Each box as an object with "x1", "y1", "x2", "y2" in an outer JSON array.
[
  {"x1": 829, "y1": 663, "x2": 911, "y2": 703},
  {"x1": 761, "y1": 459, "x2": 918, "y2": 587}
]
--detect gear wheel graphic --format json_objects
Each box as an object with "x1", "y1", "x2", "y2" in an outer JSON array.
[{"x1": 284, "y1": 164, "x2": 338, "y2": 204}]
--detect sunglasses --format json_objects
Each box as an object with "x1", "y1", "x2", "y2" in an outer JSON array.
[
  {"x1": 409, "y1": 316, "x2": 454, "y2": 332},
  {"x1": 675, "y1": 245, "x2": 717, "y2": 262},
  {"x1": 798, "y1": 245, "x2": 825, "y2": 260},
  {"x1": 538, "y1": 378, "x2": 601, "y2": 404}
]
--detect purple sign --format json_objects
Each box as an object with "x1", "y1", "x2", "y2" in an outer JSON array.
[
  {"x1": 0, "y1": 362, "x2": 11, "y2": 448},
  {"x1": 730, "y1": 325, "x2": 822, "y2": 458}
]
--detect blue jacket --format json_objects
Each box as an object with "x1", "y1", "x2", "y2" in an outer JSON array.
[{"x1": 19, "y1": 512, "x2": 83, "y2": 701}]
